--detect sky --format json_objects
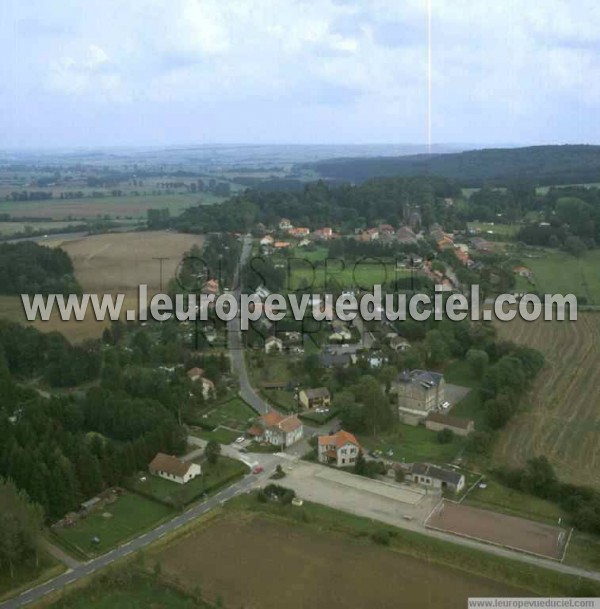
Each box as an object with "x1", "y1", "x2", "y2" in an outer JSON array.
[{"x1": 1, "y1": 0, "x2": 600, "y2": 148}]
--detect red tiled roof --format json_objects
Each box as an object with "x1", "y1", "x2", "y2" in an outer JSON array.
[{"x1": 318, "y1": 429, "x2": 360, "y2": 449}]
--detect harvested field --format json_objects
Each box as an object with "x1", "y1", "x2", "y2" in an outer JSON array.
[
  {"x1": 156, "y1": 514, "x2": 525, "y2": 609},
  {"x1": 426, "y1": 501, "x2": 567, "y2": 560},
  {"x1": 0, "y1": 231, "x2": 203, "y2": 342},
  {"x1": 52, "y1": 231, "x2": 204, "y2": 293},
  {"x1": 493, "y1": 314, "x2": 600, "y2": 489}
]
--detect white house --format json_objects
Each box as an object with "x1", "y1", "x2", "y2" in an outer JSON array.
[
  {"x1": 149, "y1": 453, "x2": 202, "y2": 485},
  {"x1": 318, "y1": 430, "x2": 361, "y2": 468},
  {"x1": 265, "y1": 336, "x2": 283, "y2": 354},
  {"x1": 248, "y1": 411, "x2": 303, "y2": 448},
  {"x1": 407, "y1": 463, "x2": 465, "y2": 493},
  {"x1": 279, "y1": 218, "x2": 293, "y2": 231}
]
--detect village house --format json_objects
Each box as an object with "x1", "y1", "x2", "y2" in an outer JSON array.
[
  {"x1": 149, "y1": 453, "x2": 202, "y2": 485},
  {"x1": 513, "y1": 265, "x2": 533, "y2": 280},
  {"x1": 389, "y1": 335, "x2": 410, "y2": 352},
  {"x1": 203, "y1": 278, "x2": 219, "y2": 295},
  {"x1": 279, "y1": 218, "x2": 293, "y2": 231},
  {"x1": 298, "y1": 387, "x2": 331, "y2": 410},
  {"x1": 424, "y1": 412, "x2": 475, "y2": 437},
  {"x1": 407, "y1": 463, "x2": 465, "y2": 493},
  {"x1": 288, "y1": 227, "x2": 310, "y2": 237},
  {"x1": 320, "y1": 351, "x2": 354, "y2": 368},
  {"x1": 395, "y1": 370, "x2": 446, "y2": 421},
  {"x1": 318, "y1": 430, "x2": 361, "y2": 468},
  {"x1": 312, "y1": 227, "x2": 333, "y2": 240},
  {"x1": 273, "y1": 241, "x2": 291, "y2": 249},
  {"x1": 187, "y1": 367, "x2": 215, "y2": 400},
  {"x1": 260, "y1": 235, "x2": 274, "y2": 247},
  {"x1": 396, "y1": 226, "x2": 418, "y2": 244},
  {"x1": 248, "y1": 411, "x2": 303, "y2": 448},
  {"x1": 265, "y1": 335, "x2": 283, "y2": 354}
]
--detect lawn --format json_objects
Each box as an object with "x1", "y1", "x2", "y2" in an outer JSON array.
[
  {"x1": 467, "y1": 222, "x2": 519, "y2": 239},
  {"x1": 53, "y1": 492, "x2": 172, "y2": 558},
  {"x1": 285, "y1": 258, "x2": 410, "y2": 291},
  {"x1": 358, "y1": 422, "x2": 465, "y2": 465},
  {"x1": 523, "y1": 248, "x2": 600, "y2": 303},
  {"x1": 192, "y1": 427, "x2": 240, "y2": 444},
  {"x1": 129, "y1": 457, "x2": 248, "y2": 506},
  {"x1": 443, "y1": 360, "x2": 485, "y2": 427},
  {"x1": 203, "y1": 397, "x2": 256, "y2": 429},
  {"x1": 464, "y1": 479, "x2": 565, "y2": 524},
  {"x1": 262, "y1": 388, "x2": 298, "y2": 412}
]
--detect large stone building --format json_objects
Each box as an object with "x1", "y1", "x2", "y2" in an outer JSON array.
[{"x1": 395, "y1": 370, "x2": 445, "y2": 421}]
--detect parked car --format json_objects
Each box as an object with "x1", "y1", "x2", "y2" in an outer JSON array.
[
  {"x1": 252, "y1": 465, "x2": 264, "y2": 474},
  {"x1": 441, "y1": 401, "x2": 450, "y2": 409},
  {"x1": 235, "y1": 436, "x2": 245, "y2": 444}
]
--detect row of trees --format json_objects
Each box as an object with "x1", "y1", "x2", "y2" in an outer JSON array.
[{"x1": 496, "y1": 457, "x2": 600, "y2": 535}]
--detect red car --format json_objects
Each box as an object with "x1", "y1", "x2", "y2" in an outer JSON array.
[{"x1": 252, "y1": 465, "x2": 264, "y2": 474}]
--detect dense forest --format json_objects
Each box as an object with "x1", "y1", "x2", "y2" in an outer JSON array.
[
  {"x1": 172, "y1": 176, "x2": 461, "y2": 234},
  {"x1": 299, "y1": 145, "x2": 600, "y2": 186},
  {"x1": 0, "y1": 242, "x2": 80, "y2": 295}
]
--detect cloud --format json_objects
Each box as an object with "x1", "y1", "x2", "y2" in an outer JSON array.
[{"x1": 1, "y1": 0, "x2": 600, "y2": 146}]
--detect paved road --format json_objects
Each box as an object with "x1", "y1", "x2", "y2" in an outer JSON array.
[{"x1": 0, "y1": 468, "x2": 276, "y2": 609}]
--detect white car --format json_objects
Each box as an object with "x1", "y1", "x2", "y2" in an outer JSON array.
[
  {"x1": 235, "y1": 436, "x2": 245, "y2": 444},
  {"x1": 441, "y1": 401, "x2": 450, "y2": 409}
]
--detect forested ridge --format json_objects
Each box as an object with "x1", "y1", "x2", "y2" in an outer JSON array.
[{"x1": 299, "y1": 145, "x2": 600, "y2": 186}]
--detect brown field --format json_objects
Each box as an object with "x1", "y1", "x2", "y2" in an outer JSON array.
[
  {"x1": 155, "y1": 514, "x2": 525, "y2": 609},
  {"x1": 0, "y1": 231, "x2": 204, "y2": 342},
  {"x1": 426, "y1": 501, "x2": 567, "y2": 560},
  {"x1": 493, "y1": 314, "x2": 600, "y2": 489}
]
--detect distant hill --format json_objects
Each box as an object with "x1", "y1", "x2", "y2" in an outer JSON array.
[{"x1": 298, "y1": 145, "x2": 600, "y2": 186}]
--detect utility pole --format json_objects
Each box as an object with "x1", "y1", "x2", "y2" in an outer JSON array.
[{"x1": 153, "y1": 256, "x2": 169, "y2": 292}]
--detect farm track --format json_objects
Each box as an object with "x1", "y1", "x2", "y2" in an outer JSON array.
[{"x1": 494, "y1": 314, "x2": 600, "y2": 488}]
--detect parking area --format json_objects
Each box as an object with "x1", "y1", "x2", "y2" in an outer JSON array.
[
  {"x1": 277, "y1": 460, "x2": 439, "y2": 528},
  {"x1": 444, "y1": 384, "x2": 472, "y2": 409}
]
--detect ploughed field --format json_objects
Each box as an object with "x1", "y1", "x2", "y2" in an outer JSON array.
[
  {"x1": 155, "y1": 514, "x2": 526, "y2": 609},
  {"x1": 494, "y1": 313, "x2": 600, "y2": 489}
]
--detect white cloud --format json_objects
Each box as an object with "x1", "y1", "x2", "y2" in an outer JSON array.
[{"x1": 2, "y1": 0, "x2": 600, "y2": 145}]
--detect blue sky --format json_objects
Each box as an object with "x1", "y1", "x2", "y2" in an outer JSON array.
[{"x1": 1, "y1": 0, "x2": 599, "y2": 148}]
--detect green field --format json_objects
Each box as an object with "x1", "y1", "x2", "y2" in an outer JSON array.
[
  {"x1": 467, "y1": 222, "x2": 519, "y2": 238},
  {"x1": 464, "y1": 479, "x2": 564, "y2": 524},
  {"x1": 129, "y1": 457, "x2": 247, "y2": 506},
  {"x1": 203, "y1": 397, "x2": 256, "y2": 429},
  {"x1": 0, "y1": 193, "x2": 223, "y2": 221},
  {"x1": 358, "y1": 422, "x2": 465, "y2": 465},
  {"x1": 285, "y1": 259, "x2": 410, "y2": 291},
  {"x1": 53, "y1": 493, "x2": 172, "y2": 557},
  {"x1": 191, "y1": 427, "x2": 240, "y2": 444},
  {"x1": 443, "y1": 360, "x2": 485, "y2": 427},
  {"x1": 50, "y1": 571, "x2": 210, "y2": 609},
  {"x1": 523, "y1": 248, "x2": 600, "y2": 303}
]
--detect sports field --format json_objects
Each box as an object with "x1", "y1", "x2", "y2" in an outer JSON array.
[{"x1": 426, "y1": 500, "x2": 567, "y2": 560}]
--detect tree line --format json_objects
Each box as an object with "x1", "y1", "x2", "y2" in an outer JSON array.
[{"x1": 0, "y1": 242, "x2": 80, "y2": 296}]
